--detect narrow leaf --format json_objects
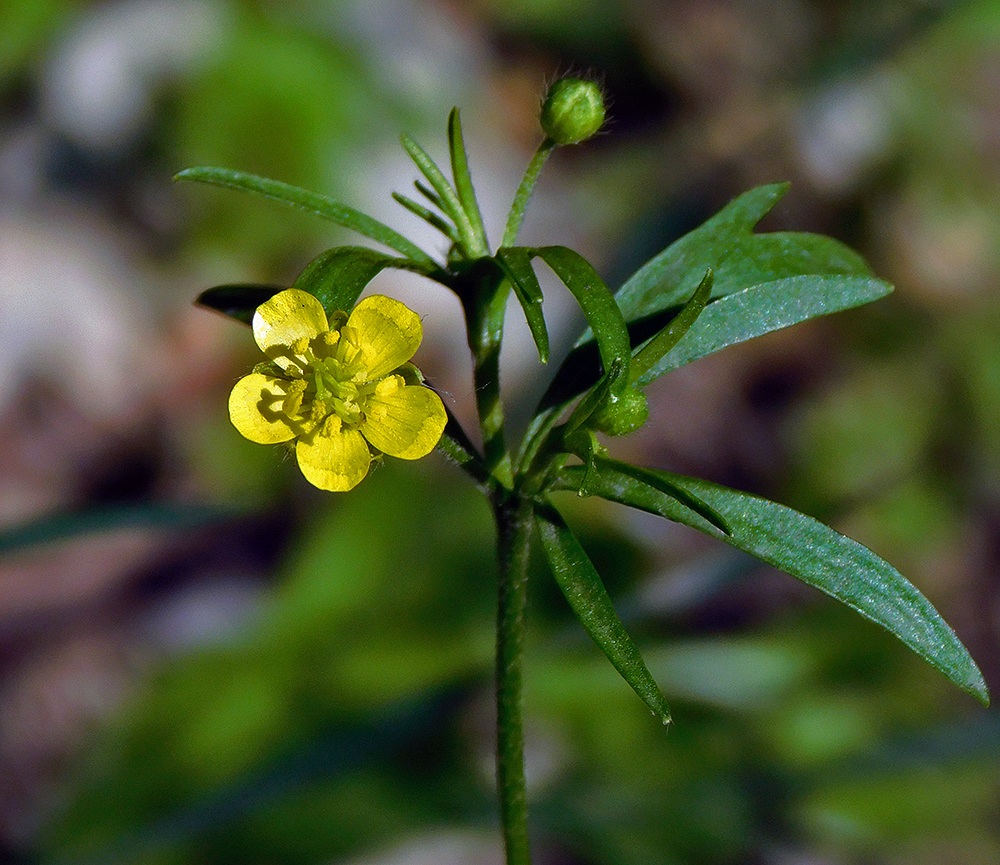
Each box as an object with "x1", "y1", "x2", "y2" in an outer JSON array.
[
  {"x1": 0, "y1": 503, "x2": 239, "y2": 556},
  {"x1": 553, "y1": 463, "x2": 989, "y2": 705},
  {"x1": 196, "y1": 284, "x2": 284, "y2": 325},
  {"x1": 174, "y1": 167, "x2": 432, "y2": 264},
  {"x1": 415, "y1": 180, "x2": 445, "y2": 210},
  {"x1": 532, "y1": 246, "x2": 631, "y2": 397},
  {"x1": 579, "y1": 455, "x2": 730, "y2": 534},
  {"x1": 535, "y1": 503, "x2": 672, "y2": 725},
  {"x1": 292, "y1": 246, "x2": 416, "y2": 316},
  {"x1": 615, "y1": 182, "x2": 872, "y2": 321},
  {"x1": 495, "y1": 247, "x2": 550, "y2": 363},
  {"x1": 542, "y1": 274, "x2": 892, "y2": 407},
  {"x1": 635, "y1": 274, "x2": 893, "y2": 385},
  {"x1": 447, "y1": 108, "x2": 489, "y2": 252},
  {"x1": 630, "y1": 267, "x2": 713, "y2": 384},
  {"x1": 399, "y1": 134, "x2": 482, "y2": 257},
  {"x1": 392, "y1": 192, "x2": 458, "y2": 242}
]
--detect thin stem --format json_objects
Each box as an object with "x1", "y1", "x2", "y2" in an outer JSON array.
[
  {"x1": 494, "y1": 494, "x2": 534, "y2": 865},
  {"x1": 502, "y1": 138, "x2": 556, "y2": 248}
]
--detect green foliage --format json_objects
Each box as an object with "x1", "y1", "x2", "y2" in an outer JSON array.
[
  {"x1": 535, "y1": 503, "x2": 671, "y2": 724},
  {"x1": 29, "y1": 80, "x2": 990, "y2": 865},
  {"x1": 178, "y1": 106, "x2": 987, "y2": 729},
  {"x1": 614, "y1": 183, "x2": 873, "y2": 319},
  {"x1": 552, "y1": 460, "x2": 987, "y2": 703}
]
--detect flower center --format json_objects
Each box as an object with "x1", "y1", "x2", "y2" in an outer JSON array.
[{"x1": 283, "y1": 329, "x2": 378, "y2": 429}]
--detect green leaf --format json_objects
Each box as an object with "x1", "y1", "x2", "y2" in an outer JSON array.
[
  {"x1": 532, "y1": 245, "x2": 632, "y2": 397},
  {"x1": 399, "y1": 133, "x2": 483, "y2": 258},
  {"x1": 635, "y1": 274, "x2": 894, "y2": 385},
  {"x1": 447, "y1": 108, "x2": 489, "y2": 252},
  {"x1": 553, "y1": 463, "x2": 989, "y2": 705},
  {"x1": 541, "y1": 274, "x2": 892, "y2": 407},
  {"x1": 534, "y1": 503, "x2": 672, "y2": 725},
  {"x1": 615, "y1": 182, "x2": 872, "y2": 321},
  {"x1": 495, "y1": 247, "x2": 550, "y2": 363},
  {"x1": 196, "y1": 284, "x2": 284, "y2": 325},
  {"x1": 174, "y1": 167, "x2": 433, "y2": 265},
  {"x1": 630, "y1": 267, "x2": 713, "y2": 384},
  {"x1": 0, "y1": 503, "x2": 240, "y2": 556},
  {"x1": 579, "y1": 455, "x2": 730, "y2": 535},
  {"x1": 292, "y1": 246, "x2": 415, "y2": 317},
  {"x1": 392, "y1": 192, "x2": 458, "y2": 242}
]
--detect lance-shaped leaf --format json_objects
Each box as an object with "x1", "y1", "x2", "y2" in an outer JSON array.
[
  {"x1": 174, "y1": 167, "x2": 433, "y2": 265},
  {"x1": 540, "y1": 273, "x2": 892, "y2": 407},
  {"x1": 292, "y1": 246, "x2": 416, "y2": 317},
  {"x1": 197, "y1": 284, "x2": 284, "y2": 325},
  {"x1": 615, "y1": 182, "x2": 872, "y2": 320},
  {"x1": 635, "y1": 273, "x2": 893, "y2": 385},
  {"x1": 535, "y1": 503, "x2": 672, "y2": 725},
  {"x1": 532, "y1": 246, "x2": 632, "y2": 398},
  {"x1": 495, "y1": 247, "x2": 550, "y2": 363},
  {"x1": 553, "y1": 463, "x2": 989, "y2": 705}
]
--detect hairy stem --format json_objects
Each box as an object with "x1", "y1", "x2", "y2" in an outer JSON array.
[{"x1": 494, "y1": 494, "x2": 534, "y2": 865}]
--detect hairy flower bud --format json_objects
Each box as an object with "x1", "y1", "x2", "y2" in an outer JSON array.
[
  {"x1": 540, "y1": 78, "x2": 606, "y2": 145},
  {"x1": 590, "y1": 387, "x2": 649, "y2": 437}
]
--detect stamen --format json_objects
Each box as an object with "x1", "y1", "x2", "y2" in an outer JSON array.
[{"x1": 283, "y1": 379, "x2": 308, "y2": 416}]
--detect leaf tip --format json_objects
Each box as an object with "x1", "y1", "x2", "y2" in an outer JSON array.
[{"x1": 967, "y1": 674, "x2": 990, "y2": 707}]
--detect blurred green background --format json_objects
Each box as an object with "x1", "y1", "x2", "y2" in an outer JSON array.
[{"x1": 1, "y1": 1, "x2": 998, "y2": 863}]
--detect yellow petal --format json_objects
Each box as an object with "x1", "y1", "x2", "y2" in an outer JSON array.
[
  {"x1": 346, "y1": 295, "x2": 422, "y2": 380},
  {"x1": 296, "y1": 414, "x2": 372, "y2": 491},
  {"x1": 252, "y1": 289, "x2": 328, "y2": 369},
  {"x1": 362, "y1": 381, "x2": 447, "y2": 460},
  {"x1": 229, "y1": 373, "x2": 314, "y2": 443}
]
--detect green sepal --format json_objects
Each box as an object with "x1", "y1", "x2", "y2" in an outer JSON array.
[
  {"x1": 531, "y1": 246, "x2": 632, "y2": 398},
  {"x1": 552, "y1": 462, "x2": 989, "y2": 705},
  {"x1": 196, "y1": 284, "x2": 284, "y2": 325},
  {"x1": 495, "y1": 247, "x2": 550, "y2": 363},
  {"x1": 615, "y1": 182, "x2": 872, "y2": 321},
  {"x1": 534, "y1": 503, "x2": 672, "y2": 725},
  {"x1": 291, "y1": 246, "x2": 416, "y2": 318},
  {"x1": 173, "y1": 167, "x2": 433, "y2": 264}
]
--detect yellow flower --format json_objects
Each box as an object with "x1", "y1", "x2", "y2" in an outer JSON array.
[{"x1": 229, "y1": 288, "x2": 447, "y2": 491}]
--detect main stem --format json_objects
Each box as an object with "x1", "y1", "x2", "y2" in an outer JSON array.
[
  {"x1": 462, "y1": 259, "x2": 530, "y2": 862},
  {"x1": 494, "y1": 494, "x2": 533, "y2": 865}
]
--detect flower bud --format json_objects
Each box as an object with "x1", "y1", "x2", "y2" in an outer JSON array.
[
  {"x1": 540, "y1": 78, "x2": 606, "y2": 145},
  {"x1": 590, "y1": 387, "x2": 649, "y2": 437}
]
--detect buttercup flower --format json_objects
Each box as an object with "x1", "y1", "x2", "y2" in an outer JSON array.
[{"x1": 229, "y1": 288, "x2": 447, "y2": 491}]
